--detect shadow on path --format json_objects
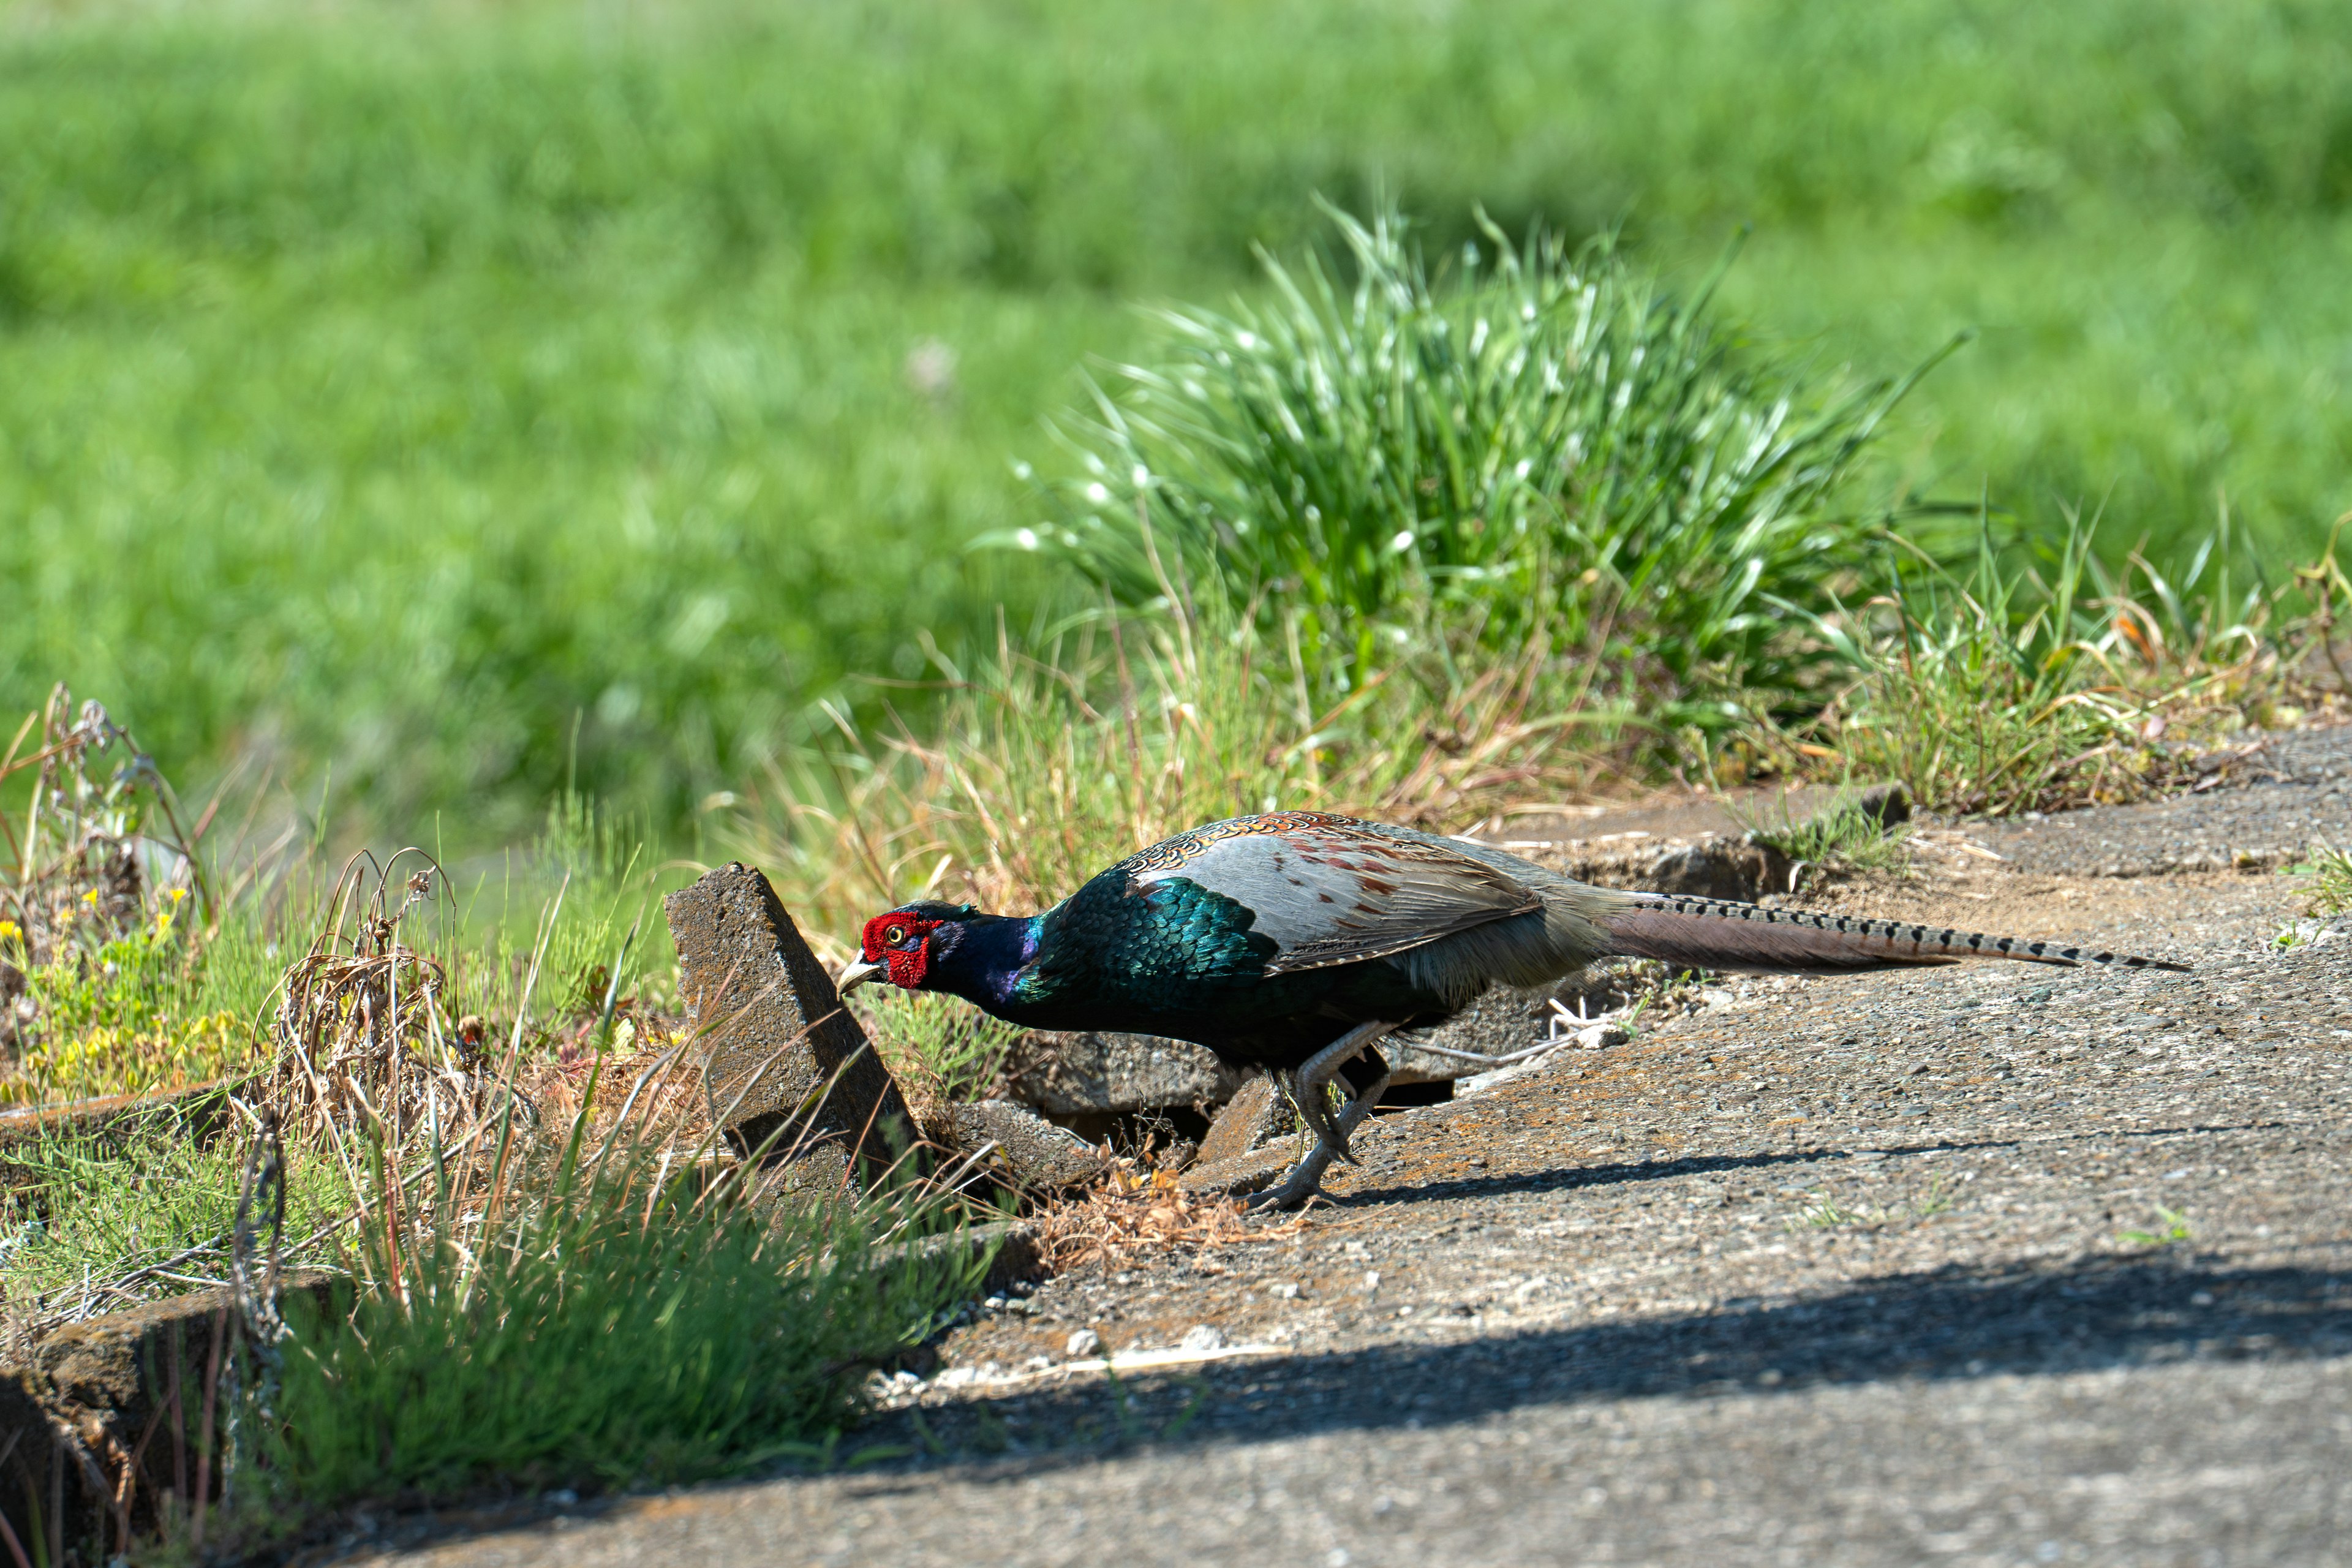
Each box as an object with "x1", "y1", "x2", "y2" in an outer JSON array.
[
  {"x1": 866, "y1": 1249, "x2": 2352, "y2": 1483},
  {"x1": 1334, "y1": 1118, "x2": 2292, "y2": 1210}
]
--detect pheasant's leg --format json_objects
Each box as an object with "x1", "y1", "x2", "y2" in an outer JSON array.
[
  {"x1": 1247, "y1": 1069, "x2": 1392, "y2": 1211},
  {"x1": 1248, "y1": 1023, "x2": 1398, "y2": 1212},
  {"x1": 1325, "y1": 1063, "x2": 1392, "y2": 1164},
  {"x1": 1275, "y1": 1067, "x2": 1338, "y2": 1154},
  {"x1": 1277, "y1": 1023, "x2": 1388, "y2": 1153},
  {"x1": 1296, "y1": 1025, "x2": 1396, "y2": 1165}
]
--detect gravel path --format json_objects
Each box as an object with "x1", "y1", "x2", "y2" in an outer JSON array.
[{"x1": 356, "y1": 735, "x2": 2352, "y2": 1568}]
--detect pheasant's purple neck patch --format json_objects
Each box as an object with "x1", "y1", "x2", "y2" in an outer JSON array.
[{"x1": 944, "y1": 914, "x2": 1044, "y2": 1008}]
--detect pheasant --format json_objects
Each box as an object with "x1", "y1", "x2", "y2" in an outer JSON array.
[{"x1": 838, "y1": 811, "x2": 2186, "y2": 1209}]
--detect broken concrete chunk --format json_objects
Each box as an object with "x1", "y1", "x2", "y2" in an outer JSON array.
[
  {"x1": 997, "y1": 1028, "x2": 1246, "y2": 1116},
  {"x1": 1644, "y1": 837, "x2": 1793, "y2": 901},
  {"x1": 2, "y1": 1273, "x2": 343, "y2": 1549},
  {"x1": 948, "y1": 1099, "x2": 1110, "y2": 1192},
  {"x1": 1182, "y1": 1141, "x2": 1300, "y2": 1197},
  {"x1": 663, "y1": 862, "x2": 915, "y2": 1185},
  {"x1": 1195, "y1": 1074, "x2": 1291, "y2": 1167}
]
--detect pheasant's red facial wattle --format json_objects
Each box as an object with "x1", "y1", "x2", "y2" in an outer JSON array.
[{"x1": 859, "y1": 911, "x2": 943, "y2": 989}]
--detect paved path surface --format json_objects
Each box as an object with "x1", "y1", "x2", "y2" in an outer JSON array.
[{"x1": 359, "y1": 734, "x2": 2352, "y2": 1568}]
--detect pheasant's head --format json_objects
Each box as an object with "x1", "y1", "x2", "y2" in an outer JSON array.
[{"x1": 836, "y1": 901, "x2": 980, "y2": 996}]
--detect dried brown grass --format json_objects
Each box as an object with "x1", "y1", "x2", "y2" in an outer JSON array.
[{"x1": 1027, "y1": 1159, "x2": 1306, "y2": 1270}]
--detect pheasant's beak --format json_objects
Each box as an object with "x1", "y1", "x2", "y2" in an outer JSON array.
[{"x1": 836, "y1": 960, "x2": 886, "y2": 996}]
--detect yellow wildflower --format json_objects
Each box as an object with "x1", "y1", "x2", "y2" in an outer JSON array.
[
  {"x1": 81, "y1": 888, "x2": 100, "y2": 905},
  {"x1": 0, "y1": 919, "x2": 17, "y2": 942}
]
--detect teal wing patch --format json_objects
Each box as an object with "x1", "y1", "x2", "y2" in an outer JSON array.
[{"x1": 1013, "y1": 870, "x2": 1276, "y2": 1009}]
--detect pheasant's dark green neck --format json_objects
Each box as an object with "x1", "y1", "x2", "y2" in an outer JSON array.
[{"x1": 919, "y1": 911, "x2": 1045, "y2": 1011}]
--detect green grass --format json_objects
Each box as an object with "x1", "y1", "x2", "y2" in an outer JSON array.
[
  {"x1": 859, "y1": 989, "x2": 1024, "y2": 1116},
  {"x1": 2119, "y1": 1205, "x2": 2195, "y2": 1248},
  {"x1": 254, "y1": 1122, "x2": 976, "y2": 1523},
  {"x1": 0, "y1": 1101, "x2": 357, "y2": 1313},
  {"x1": 1726, "y1": 787, "x2": 1915, "y2": 875},
  {"x1": 1, "y1": 0, "x2": 2348, "y2": 840}
]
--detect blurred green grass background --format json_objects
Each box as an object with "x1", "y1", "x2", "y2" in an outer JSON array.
[{"x1": 3, "y1": 0, "x2": 2347, "y2": 842}]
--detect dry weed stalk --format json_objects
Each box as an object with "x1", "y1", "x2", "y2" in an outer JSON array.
[
  {"x1": 265, "y1": 848, "x2": 492, "y2": 1157},
  {"x1": 0, "y1": 684, "x2": 209, "y2": 951}
]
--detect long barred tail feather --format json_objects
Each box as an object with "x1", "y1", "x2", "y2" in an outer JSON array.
[{"x1": 1597, "y1": 892, "x2": 2190, "y2": 974}]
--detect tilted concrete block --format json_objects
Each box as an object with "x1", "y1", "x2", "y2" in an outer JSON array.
[{"x1": 664, "y1": 862, "x2": 915, "y2": 1186}]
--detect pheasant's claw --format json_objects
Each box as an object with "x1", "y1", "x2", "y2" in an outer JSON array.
[
  {"x1": 1250, "y1": 1135, "x2": 1342, "y2": 1211},
  {"x1": 1244, "y1": 1175, "x2": 1324, "y2": 1213}
]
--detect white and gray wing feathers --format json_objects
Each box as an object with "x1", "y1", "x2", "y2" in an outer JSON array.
[{"x1": 1131, "y1": 824, "x2": 1540, "y2": 975}]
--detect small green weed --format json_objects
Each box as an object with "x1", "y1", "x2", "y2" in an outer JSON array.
[
  {"x1": 1793, "y1": 1196, "x2": 1868, "y2": 1229},
  {"x1": 2119, "y1": 1205, "x2": 2194, "y2": 1248},
  {"x1": 2271, "y1": 918, "x2": 2327, "y2": 952},
  {"x1": 1909, "y1": 1174, "x2": 1958, "y2": 1218},
  {"x1": 1728, "y1": 786, "x2": 1913, "y2": 874},
  {"x1": 2290, "y1": 843, "x2": 2352, "y2": 918},
  {"x1": 1786, "y1": 1172, "x2": 1956, "y2": 1232}
]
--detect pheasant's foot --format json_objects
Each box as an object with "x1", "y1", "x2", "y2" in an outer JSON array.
[{"x1": 1245, "y1": 1137, "x2": 1339, "y2": 1212}]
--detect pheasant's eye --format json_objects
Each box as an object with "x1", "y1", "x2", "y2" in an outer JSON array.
[{"x1": 883, "y1": 923, "x2": 910, "y2": 947}]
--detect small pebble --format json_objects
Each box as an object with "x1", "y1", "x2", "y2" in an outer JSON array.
[
  {"x1": 1180, "y1": 1324, "x2": 1226, "y2": 1351},
  {"x1": 1066, "y1": 1328, "x2": 1102, "y2": 1359}
]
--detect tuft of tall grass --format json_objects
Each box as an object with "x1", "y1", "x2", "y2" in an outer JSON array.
[
  {"x1": 257, "y1": 1103, "x2": 976, "y2": 1516},
  {"x1": 1007, "y1": 203, "x2": 1943, "y2": 723},
  {"x1": 2294, "y1": 845, "x2": 2352, "y2": 918}
]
